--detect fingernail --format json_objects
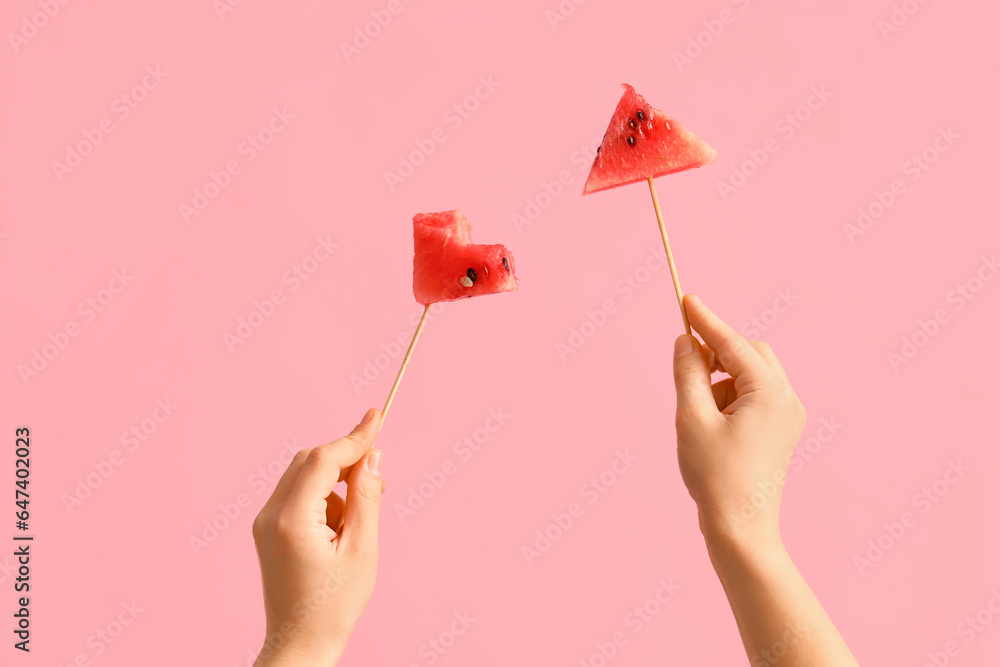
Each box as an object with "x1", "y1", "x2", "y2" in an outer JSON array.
[
  {"x1": 688, "y1": 293, "x2": 702, "y2": 307},
  {"x1": 360, "y1": 408, "x2": 376, "y2": 424},
  {"x1": 674, "y1": 335, "x2": 696, "y2": 358},
  {"x1": 367, "y1": 450, "x2": 383, "y2": 476}
]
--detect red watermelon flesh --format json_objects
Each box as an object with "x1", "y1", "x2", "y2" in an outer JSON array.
[
  {"x1": 582, "y1": 84, "x2": 718, "y2": 195},
  {"x1": 413, "y1": 210, "x2": 518, "y2": 305}
]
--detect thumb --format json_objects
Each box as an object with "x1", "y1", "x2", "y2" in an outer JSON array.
[
  {"x1": 336, "y1": 407, "x2": 382, "y2": 484},
  {"x1": 672, "y1": 334, "x2": 717, "y2": 420},
  {"x1": 340, "y1": 448, "x2": 383, "y2": 554}
]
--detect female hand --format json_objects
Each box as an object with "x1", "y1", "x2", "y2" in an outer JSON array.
[
  {"x1": 672, "y1": 293, "x2": 807, "y2": 541},
  {"x1": 672, "y1": 294, "x2": 859, "y2": 666},
  {"x1": 252, "y1": 409, "x2": 385, "y2": 666}
]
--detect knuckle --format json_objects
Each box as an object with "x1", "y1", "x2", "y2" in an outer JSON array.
[
  {"x1": 356, "y1": 483, "x2": 382, "y2": 508},
  {"x1": 796, "y1": 399, "x2": 808, "y2": 426},
  {"x1": 718, "y1": 336, "x2": 746, "y2": 365},
  {"x1": 779, "y1": 387, "x2": 799, "y2": 409},
  {"x1": 770, "y1": 385, "x2": 806, "y2": 425},
  {"x1": 674, "y1": 366, "x2": 704, "y2": 384},
  {"x1": 251, "y1": 511, "x2": 269, "y2": 541},
  {"x1": 343, "y1": 431, "x2": 370, "y2": 455},
  {"x1": 306, "y1": 444, "x2": 335, "y2": 465},
  {"x1": 271, "y1": 512, "x2": 299, "y2": 543}
]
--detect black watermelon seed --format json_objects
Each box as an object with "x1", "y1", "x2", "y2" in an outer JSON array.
[
  {"x1": 627, "y1": 135, "x2": 636, "y2": 147},
  {"x1": 502, "y1": 256, "x2": 510, "y2": 272},
  {"x1": 467, "y1": 267, "x2": 478, "y2": 283},
  {"x1": 637, "y1": 110, "x2": 646, "y2": 121},
  {"x1": 628, "y1": 119, "x2": 636, "y2": 129}
]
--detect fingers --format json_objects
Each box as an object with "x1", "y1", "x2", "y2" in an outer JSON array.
[
  {"x1": 284, "y1": 409, "x2": 381, "y2": 515},
  {"x1": 339, "y1": 449, "x2": 384, "y2": 553},
  {"x1": 748, "y1": 340, "x2": 789, "y2": 382},
  {"x1": 260, "y1": 448, "x2": 310, "y2": 513},
  {"x1": 704, "y1": 334, "x2": 787, "y2": 381},
  {"x1": 673, "y1": 334, "x2": 720, "y2": 420},
  {"x1": 711, "y1": 377, "x2": 737, "y2": 411},
  {"x1": 684, "y1": 294, "x2": 769, "y2": 382},
  {"x1": 700, "y1": 341, "x2": 721, "y2": 374},
  {"x1": 335, "y1": 412, "x2": 384, "y2": 484},
  {"x1": 325, "y1": 491, "x2": 346, "y2": 529}
]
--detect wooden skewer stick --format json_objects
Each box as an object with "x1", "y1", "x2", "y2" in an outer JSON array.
[
  {"x1": 336, "y1": 303, "x2": 432, "y2": 535},
  {"x1": 647, "y1": 176, "x2": 691, "y2": 335},
  {"x1": 381, "y1": 303, "x2": 431, "y2": 423}
]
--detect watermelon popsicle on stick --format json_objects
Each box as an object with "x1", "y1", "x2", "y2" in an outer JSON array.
[
  {"x1": 381, "y1": 209, "x2": 518, "y2": 423},
  {"x1": 334, "y1": 211, "x2": 515, "y2": 529},
  {"x1": 583, "y1": 83, "x2": 717, "y2": 334},
  {"x1": 335, "y1": 209, "x2": 516, "y2": 534}
]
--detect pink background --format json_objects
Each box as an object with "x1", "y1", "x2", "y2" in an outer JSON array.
[{"x1": 3, "y1": 0, "x2": 999, "y2": 665}]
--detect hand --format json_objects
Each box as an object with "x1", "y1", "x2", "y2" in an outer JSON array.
[
  {"x1": 252, "y1": 409, "x2": 385, "y2": 666},
  {"x1": 672, "y1": 293, "x2": 807, "y2": 542},
  {"x1": 671, "y1": 295, "x2": 859, "y2": 666}
]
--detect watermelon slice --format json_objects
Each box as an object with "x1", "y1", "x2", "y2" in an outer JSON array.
[
  {"x1": 413, "y1": 210, "x2": 518, "y2": 305},
  {"x1": 582, "y1": 84, "x2": 717, "y2": 195}
]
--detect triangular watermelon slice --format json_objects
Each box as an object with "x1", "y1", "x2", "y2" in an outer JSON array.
[
  {"x1": 583, "y1": 84, "x2": 718, "y2": 195},
  {"x1": 413, "y1": 210, "x2": 518, "y2": 305}
]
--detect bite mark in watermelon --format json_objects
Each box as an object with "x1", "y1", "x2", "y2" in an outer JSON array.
[
  {"x1": 413, "y1": 210, "x2": 518, "y2": 305},
  {"x1": 582, "y1": 84, "x2": 718, "y2": 195}
]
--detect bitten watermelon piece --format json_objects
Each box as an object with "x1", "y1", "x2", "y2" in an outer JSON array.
[
  {"x1": 413, "y1": 210, "x2": 518, "y2": 305},
  {"x1": 583, "y1": 84, "x2": 718, "y2": 195}
]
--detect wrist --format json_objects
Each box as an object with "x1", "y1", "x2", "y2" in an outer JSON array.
[
  {"x1": 254, "y1": 635, "x2": 344, "y2": 667},
  {"x1": 698, "y1": 506, "x2": 783, "y2": 555}
]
